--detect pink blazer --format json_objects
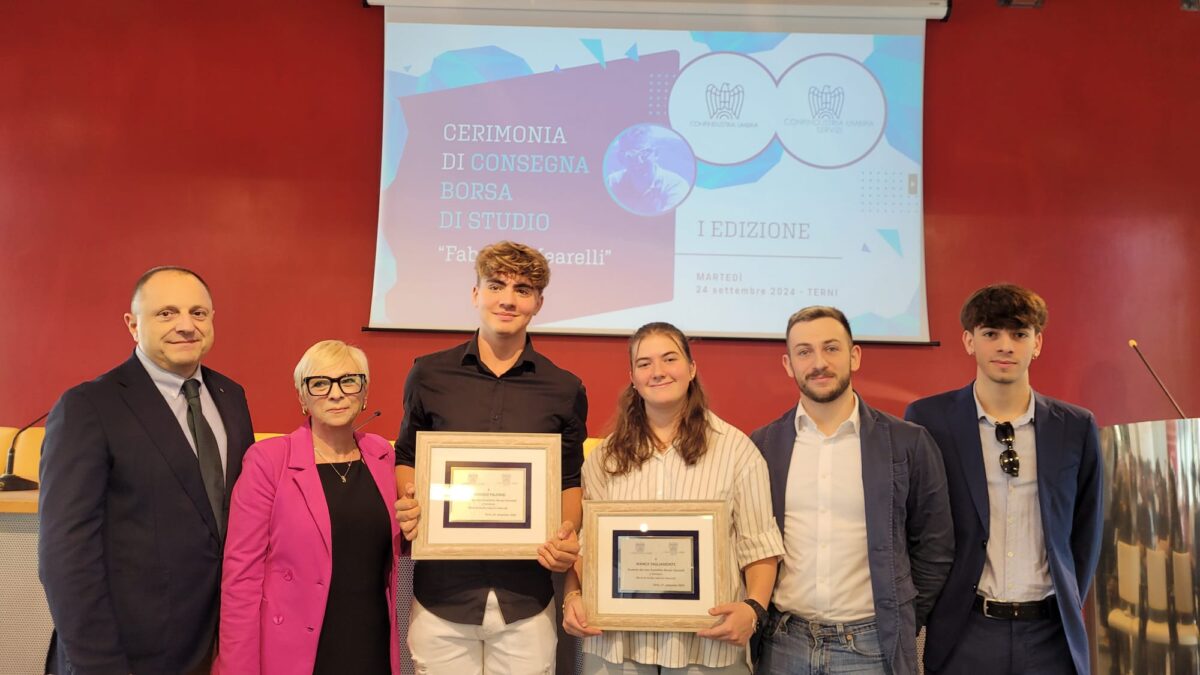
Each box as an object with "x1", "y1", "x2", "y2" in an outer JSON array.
[{"x1": 216, "y1": 424, "x2": 401, "y2": 674}]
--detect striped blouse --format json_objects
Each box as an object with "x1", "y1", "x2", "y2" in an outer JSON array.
[{"x1": 581, "y1": 412, "x2": 785, "y2": 669}]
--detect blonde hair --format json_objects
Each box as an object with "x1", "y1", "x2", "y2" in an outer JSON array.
[
  {"x1": 293, "y1": 340, "x2": 370, "y2": 392},
  {"x1": 474, "y1": 241, "x2": 550, "y2": 291}
]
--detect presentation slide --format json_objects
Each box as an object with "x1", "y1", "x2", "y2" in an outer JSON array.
[{"x1": 371, "y1": 21, "x2": 930, "y2": 341}]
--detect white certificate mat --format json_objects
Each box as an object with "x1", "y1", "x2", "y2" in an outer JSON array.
[
  {"x1": 583, "y1": 500, "x2": 730, "y2": 631},
  {"x1": 427, "y1": 446, "x2": 546, "y2": 545},
  {"x1": 414, "y1": 431, "x2": 561, "y2": 559}
]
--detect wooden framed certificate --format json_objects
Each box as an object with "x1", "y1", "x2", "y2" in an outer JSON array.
[
  {"x1": 413, "y1": 431, "x2": 561, "y2": 559},
  {"x1": 583, "y1": 500, "x2": 731, "y2": 631}
]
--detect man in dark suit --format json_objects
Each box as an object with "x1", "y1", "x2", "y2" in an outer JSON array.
[
  {"x1": 38, "y1": 266, "x2": 254, "y2": 674},
  {"x1": 905, "y1": 284, "x2": 1103, "y2": 675},
  {"x1": 750, "y1": 306, "x2": 954, "y2": 675}
]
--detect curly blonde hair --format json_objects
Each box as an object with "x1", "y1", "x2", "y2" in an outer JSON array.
[{"x1": 474, "y1": 241, "x2": 550, "y2": 291}]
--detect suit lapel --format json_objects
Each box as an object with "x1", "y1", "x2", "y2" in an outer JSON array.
[
  {"x1": 1032, "y1": 392, "x2": 1064, "y2": 473},
  {"x1": 766, "y1": 408, "x2": 798, "y2": 537},
  {"x1": 1033, "y1": 393, "x2": 1064, "y2": 543},
  {"x1": 857, "y1": 400, "x2": 892, "y2": 563},
  {"x1": 952, "y1": 384, "x2": 990, "y2": 531},
  {"x1": 115, "y1": 355, "x2": 221, "y2": 541},
  {"x1": 288, "y1": 425, "x2": 333, "y2": 554},
  {"x1": 358, "y1": 433, "x2": 402, "y2": 542}
]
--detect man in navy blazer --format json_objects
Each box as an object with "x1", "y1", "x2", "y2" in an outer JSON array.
[
  {"x1": 904, "y1": 284, "x2": 1102, "y2": 675},
  {"x1": 39, "y1": 267, "x2": 254, "y2": 674},
  {"x1": 750, "y1": 306, "x2": 954, "y2": 675}
]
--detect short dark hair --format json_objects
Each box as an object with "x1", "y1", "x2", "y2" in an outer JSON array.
[
  {"x1": 131, "y1": 266, "x2": 210, "y2": 307},
  {"x1": 785, "y1": 306, "x2": 854, "y2": 343},
  {"x1": 960, "y1": 284, "x2": 1047, "y2": 333}
]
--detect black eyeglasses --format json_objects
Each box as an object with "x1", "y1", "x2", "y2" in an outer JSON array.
[
  {"x1": 303, "y1": 373, "x2": 366, "y2": 397},
  {"x1": 995, "y1": 421, "x2": 1019, "y2": 478}
]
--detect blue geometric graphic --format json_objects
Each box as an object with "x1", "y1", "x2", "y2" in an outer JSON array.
[
  {"x1": 695, "y1": 139, "x2": 784, "y2": 190},
  {"x1": 690, "y1": 32, "x2": 789, "y2": 54},
  {"x1": 581, "y1": 39, "x2": 606, "y2": 67},
  {"x1": 380, "y1": 70, "x2": 419, "y2": 190},
  {"x1": 417, "y1": 46, "x2": 533, "y2": 92},
  {"x1": 864, "y1": 36, "x2": 923, "y2": 164},
  {"x1": 849, "y1": 289, "x2": 924, "y2": 339},
  {"x1": 877, "y1": 228, "x2": 903, "y2": 256}
]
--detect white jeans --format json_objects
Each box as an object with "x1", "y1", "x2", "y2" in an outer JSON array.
[
  {"x1": 409, "y1": 590, "x2": 557, "y2": 675},
  {"x1": 581, "y1": 653, "x2": 750, "y2": 675}
]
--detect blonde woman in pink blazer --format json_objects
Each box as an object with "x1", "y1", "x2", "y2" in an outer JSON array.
[{"x1": 218, "y1": 340, "x2": 401, "y2": 674}]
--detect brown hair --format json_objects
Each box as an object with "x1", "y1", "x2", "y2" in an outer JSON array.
[
  {"x1": 603, "y1": 322, "x2": 711, "y2": 476},
  {"x1": 960, "y1": 284, "x2": 1048, "y2": 333},
  {"x1": 474, "y1": 241, "x2": 550, "y2": 291},
  {"x1": 786, "y1": 305, "x2": 854, "y2": 343}
]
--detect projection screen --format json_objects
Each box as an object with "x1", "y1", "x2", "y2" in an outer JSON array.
[{"x1": 370, "y1": 2, "x2": 942, "y2": 341}]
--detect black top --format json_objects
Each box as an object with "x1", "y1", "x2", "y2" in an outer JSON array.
[
  {"x1": 395, "y1": 333, "x2": 588, "y2": 625},
  {"x1": 313, "y1": 460, "x2": 392, "y2": 675}
]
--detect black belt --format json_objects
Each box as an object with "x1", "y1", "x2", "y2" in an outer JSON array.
[{"x1": 973, "y1": 594, "x2": 1057, "y2": 620}]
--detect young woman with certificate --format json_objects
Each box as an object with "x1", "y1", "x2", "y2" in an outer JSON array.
[{"x1": 563, "y1": 322, "x2": 784, "y2": 674}]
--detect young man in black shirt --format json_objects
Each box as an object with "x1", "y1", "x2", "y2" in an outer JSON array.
[{"x1": 394, "y1": 240, "x2": 588, "y2": 674}]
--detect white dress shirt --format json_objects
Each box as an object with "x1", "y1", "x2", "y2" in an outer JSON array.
[
  {"x1": 773, "y1": 396, "x2": 875, "y2": 622},
  {"x1": 975, "y1": 388, "x2": 1053, "y2": 601},
  {"x1": 581, "y1": 412, "x2": 784, "y2": 669},
  {"x1": 135, "y1": 346, "x2": 229, "y2": 473}
]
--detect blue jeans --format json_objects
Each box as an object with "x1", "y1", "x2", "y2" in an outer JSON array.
[{"x1": 757, "y1": 610, "x2": 887, "y2": 675}]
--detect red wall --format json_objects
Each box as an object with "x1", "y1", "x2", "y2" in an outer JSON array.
[{"x1": 2, "y1": 1, "x2": 1197, "y2": 439}]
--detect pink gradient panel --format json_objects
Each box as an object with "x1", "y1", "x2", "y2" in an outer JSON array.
[{"x1": 380, "y1": 52, "x2": 681, "y2": 326}]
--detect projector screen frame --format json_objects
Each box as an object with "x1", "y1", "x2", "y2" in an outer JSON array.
[{"x1": 365, "y1": 0, "x2": 950, "y2": 31}]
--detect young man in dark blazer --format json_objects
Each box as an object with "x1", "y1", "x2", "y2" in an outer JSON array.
[
  {"x1": 38, "y1": 267, "x2": 254, "y2": 674},
  {"x1": 905, "y1": 284, "x2": 1103, "y2": 675},
  {"x1": 750, "y1": 306, "x2": 954, "y2": 675}
]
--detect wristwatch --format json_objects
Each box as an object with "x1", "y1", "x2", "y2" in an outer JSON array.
[{"x1": 743, "y1": 598, "x2": 768, "y2": 631}]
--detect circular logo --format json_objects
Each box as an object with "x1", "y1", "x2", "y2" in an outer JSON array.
[
  {"x1": 668, "y1": 53, "x2": 777, "y2": 166},
  {"x1": 776, "y1": 54, "x2": 887, "y2": 169}
]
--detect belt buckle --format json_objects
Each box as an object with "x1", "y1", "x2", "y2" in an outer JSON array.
[{"x1": 981, "y1": 597, "x2": 1000, "y2": 619}]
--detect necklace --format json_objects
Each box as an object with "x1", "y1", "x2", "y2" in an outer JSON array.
[{"x1": 314, "y1": 445, "x2": 360, "y2": 484}]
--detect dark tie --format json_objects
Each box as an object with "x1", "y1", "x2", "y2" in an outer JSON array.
[{"x1": 182, "y1": 379, "x2": 226, "y2": 538}]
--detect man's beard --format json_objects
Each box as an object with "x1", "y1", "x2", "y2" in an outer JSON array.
[{"x1": 799, "y1": 368, "x2": 851, "y2": 403}]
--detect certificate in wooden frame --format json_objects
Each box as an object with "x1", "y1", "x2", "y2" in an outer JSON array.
[
  {"x1": 414, "y1": 431, "x2": 561, "y2": 559},
  {"x1": 583, "y1": 500, "x2": 731, "y2": 631}
]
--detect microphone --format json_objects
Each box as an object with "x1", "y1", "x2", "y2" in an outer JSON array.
[
  {"x1": 1128, "y1": 339, "x2": 1187, "y2": 419},
  {"x1": 0, "y1": 411, "x2": 49, "y2": 492},
  {"x1": 354, "y1": 409, "x2": 382, "y2": 432}
]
